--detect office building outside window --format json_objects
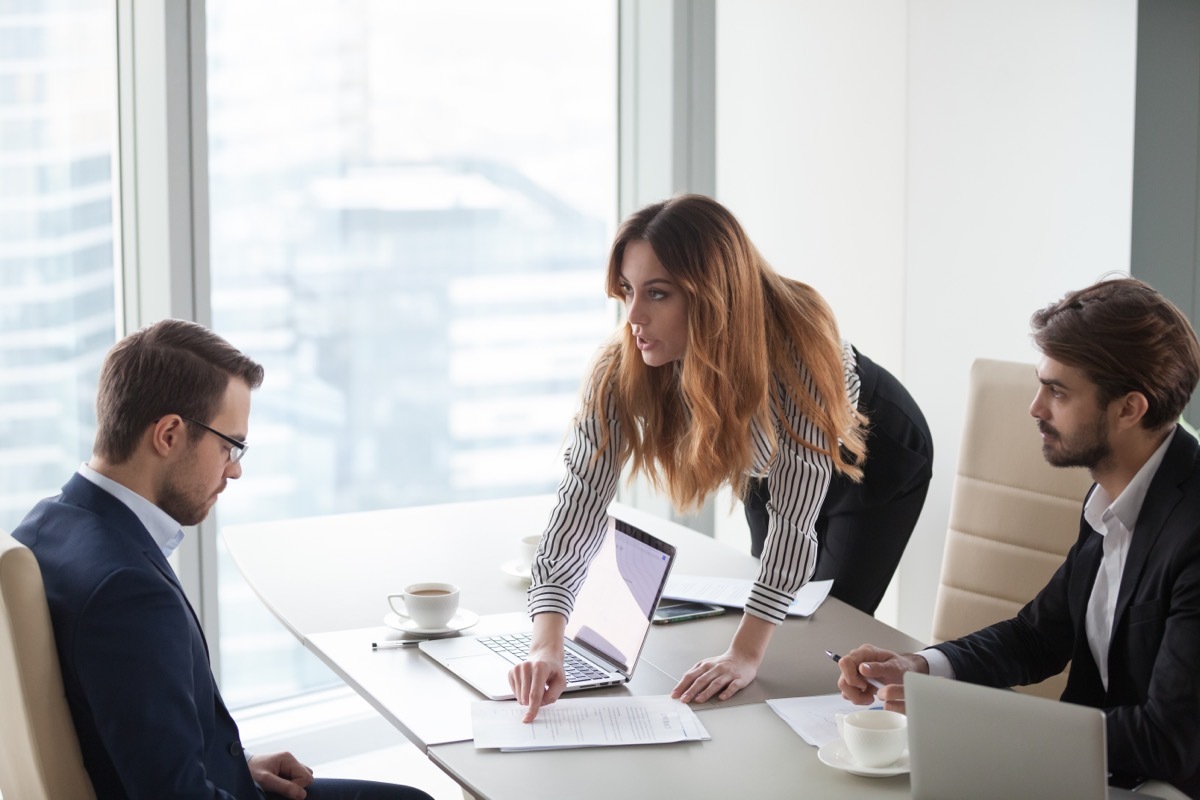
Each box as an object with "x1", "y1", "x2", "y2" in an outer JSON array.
[
  {"x1": 206, "y1": 1, "x2": 617, "y2": 707},
  {"x1": 0, "y1": 1, "x2": 119, "y2": 534}
]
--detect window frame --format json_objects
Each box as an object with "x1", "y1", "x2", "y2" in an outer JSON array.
[
  {"x1": 115, "y1": 0, "x2": 222, "y2": 673},
  {"x1": 115, "y1": 0, "x2": 715, "y2": 702}
]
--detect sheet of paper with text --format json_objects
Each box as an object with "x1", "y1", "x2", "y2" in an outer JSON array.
[{"x1": 472, "y1": 695, "x2": 710, "y2": 751}]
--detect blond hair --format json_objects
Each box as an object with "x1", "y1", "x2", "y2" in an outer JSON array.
[{"x1": 587, "y1": 195, "x2": 867, "y2": 510}]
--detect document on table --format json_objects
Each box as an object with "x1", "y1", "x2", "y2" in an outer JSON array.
[
  {"x1": 767, "y1": 693, "x2": 881, "y2": 748},
  {"x1": 663, "y1": 575, "x2": 834, "y2": 617},
  {"x1": 472, "y1": 695, "x2": 711, "y2": 751}
]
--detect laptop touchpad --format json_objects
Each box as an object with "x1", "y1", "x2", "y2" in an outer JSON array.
[{"x1": 442, "y1": 654, "x2": 515, "y2": 699}]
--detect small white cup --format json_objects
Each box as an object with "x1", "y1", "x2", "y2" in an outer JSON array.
[
  {"x1": 388, "y1": 582, "x2": 460, "y2": 629},
  {"x1": 836, "y1": 709, "x2": 908, "y2": 768},
  {"x1": 518, "y1": 533, "x2": 541, "y2": 566}
]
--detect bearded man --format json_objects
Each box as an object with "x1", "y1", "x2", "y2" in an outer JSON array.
[
  {"x1": 11, "y1": 320, "x2": 430, "y2": 800},
  {"x1": 837, "y1": 278, "x2": 1200, "y2": 797}
]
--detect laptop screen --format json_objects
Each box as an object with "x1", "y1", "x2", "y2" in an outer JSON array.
[{"x1": 565, "y1": 518, "x2": 675, "y2": 673}]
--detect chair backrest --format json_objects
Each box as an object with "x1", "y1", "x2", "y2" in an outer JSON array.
[
  {"x1": 0, "y1": 531, "x2": 96, "y2": 800},
  {"x1": 931, "y1": 359, "x2": 1094, "y2": 699}
]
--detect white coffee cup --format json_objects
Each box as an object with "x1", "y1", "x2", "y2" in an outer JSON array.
[
  {"x1": 388, "y1": 582, "x2": 460, "y2": 629},
  {"x1": 835, "y1": 709, "x2": 908, "y2": 768},
  {"x1": 518, "y1": 533, "x2": 541, "y2": 566}
]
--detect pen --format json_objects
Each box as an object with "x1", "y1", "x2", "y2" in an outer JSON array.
[
  {"x1": 826, "y1": 649, "x2": 887, "y2": 691},
  {"x1": 372, "y1": 640, "x2": 422, "y2": 650}
]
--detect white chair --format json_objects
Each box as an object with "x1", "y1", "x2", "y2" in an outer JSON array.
[
  {"x1": 930, "y1": 359, "x2": 1094, "y2": 699},
  {"x1": 0, "y1": 531, "x2": 96, "y2": 799}
]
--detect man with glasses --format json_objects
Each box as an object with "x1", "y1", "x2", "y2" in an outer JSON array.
[{"x1": 10, "y1": 320, "x2": 431, "y2": 800}]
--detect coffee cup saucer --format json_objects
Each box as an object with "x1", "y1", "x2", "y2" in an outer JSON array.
[
  {"x1": 500, "y1": 559, "x2": 532, "y2": 581},
  {"x1": 383, "y1": 609, "x2": 479, "y2": 637},
  {"x1": 816, "y1": 738, "x2": 909, "y2": 777}
]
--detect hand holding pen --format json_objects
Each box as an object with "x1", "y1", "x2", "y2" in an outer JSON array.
[
  {"x1": 826, "y1": 649, "x2": 887, "y2": 690},
  {"x1": 828, "y1": 645, "x2": 928, "y2": 713}
]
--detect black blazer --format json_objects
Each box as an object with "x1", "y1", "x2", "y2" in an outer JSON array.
[
  {"x1": 12, "y1": 474, "x2": 260, "y2": 800},
  {"x1": 932, "y1": 426, "x2": 1200, "y2": 797}
]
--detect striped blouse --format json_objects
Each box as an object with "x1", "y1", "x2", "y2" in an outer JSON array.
[{"x1": 528, "y1": 341, "x2": 861, "y2": 625}]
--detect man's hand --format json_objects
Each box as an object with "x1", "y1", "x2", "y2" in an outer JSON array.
[
  {"x1": 836, "y1": 643, "x2": 929, "y2": 713},
  {"x1": 248, "y1": 752, "x2": 315, "y2": 800}
]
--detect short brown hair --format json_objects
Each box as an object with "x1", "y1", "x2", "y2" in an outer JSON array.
[
  {"x1": 1032, "y1": 277, "x2": 1200, "y2": 430},
  {"x1": 94, "y1": 319, "x2": 265, "y2": 463}
]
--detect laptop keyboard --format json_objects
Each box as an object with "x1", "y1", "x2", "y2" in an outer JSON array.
[{"x1": 477, "y1": 633, "x2": 610, "y2": 683}]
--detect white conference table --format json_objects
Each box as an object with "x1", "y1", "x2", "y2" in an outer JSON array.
[{"x1": 222, "y1": 495, "x2": 1180, "y2": 800}]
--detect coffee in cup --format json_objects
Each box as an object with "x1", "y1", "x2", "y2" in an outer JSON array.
[
  {"x1": 836, "y1": 709, "x2": 907, "y2": 768},
  {"x1": 388, "y1": 582, "x2": 460, "y2": 629}
]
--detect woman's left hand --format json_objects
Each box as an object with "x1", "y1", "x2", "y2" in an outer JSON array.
[
  {"x1": 671, "y1": 650, "x2": 760, "y2": 703},
  {"x1": 670, "y1": 612, "x2": 775, "y2": 703}
]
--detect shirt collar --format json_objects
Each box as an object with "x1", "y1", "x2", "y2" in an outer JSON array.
[
  {"x1": 76, "y1": 463, "x2": 186, "y2": 558},
  {"x1": 1083, "y1": 427, "x2": 1175, "y2": 536}
]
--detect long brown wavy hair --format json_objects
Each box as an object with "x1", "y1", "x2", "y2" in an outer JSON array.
[{"x1": 586, "y1": 194, "x2": 868, "y2": 511}]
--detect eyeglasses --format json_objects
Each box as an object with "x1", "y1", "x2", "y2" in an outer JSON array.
[{"x1": 181, "y1": 417, "x2": 248, "y2": 464}]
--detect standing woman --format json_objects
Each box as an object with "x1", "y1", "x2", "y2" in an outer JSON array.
[{"x1": 510, "y1": 195, "x2": 932, "y2": 720}]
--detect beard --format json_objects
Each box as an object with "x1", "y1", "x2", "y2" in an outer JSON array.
[
  {"x1": 157, "y1": 461, "x2": 217, "y2": 527},
  {"x1": 1039, "y1": 414, "x2": 1111, "y2": 470}
]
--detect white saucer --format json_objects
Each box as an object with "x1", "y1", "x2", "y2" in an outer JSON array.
[
  {"x1": 500, "y1": 559, "x2": 532, "y2": 581},
  {"x1": 816, "y1": 739, "x2": 909, "y2": 778},
  {"x1": 383, "y1": 609, "x2": 479, "y2": 636}
]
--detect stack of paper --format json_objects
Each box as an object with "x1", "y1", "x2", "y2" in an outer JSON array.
[
  {"x1": 767, "y1": 693, "x2": 879, "y2": 748},
  {"x1": 472, "y1": 695, "x2": 711, "y2": 751},
  {"x1": 663, "y1": 575, "x2": 834, "y2": 617}
]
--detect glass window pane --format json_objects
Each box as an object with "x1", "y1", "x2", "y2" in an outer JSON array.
[
  {"x1": 0, "y1": 1, "x2": 119, "y2": 533},
  {"x1": 206, "y1": 0, "x2": 617, "y2": 708}
]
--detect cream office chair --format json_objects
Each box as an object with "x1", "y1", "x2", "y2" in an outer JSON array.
[
  {"x1": 930, "y1": 358, "x2": 1094, "y2": 699},
  {"x1": 0, "y1": 531, "x2": 96, "y2": 800}
]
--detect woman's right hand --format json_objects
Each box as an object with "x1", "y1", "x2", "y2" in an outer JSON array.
[{"x1": 508, "y1": 613, "x2": 568, "y2": 722}]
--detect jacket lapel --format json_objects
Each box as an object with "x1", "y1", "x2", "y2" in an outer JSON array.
[
  {"x1": 1112, "y1": 428, "x2": 1197, "y2": 624},
  {"x1": 60, "y1": 474, "x2": 211, "y2": 653}
]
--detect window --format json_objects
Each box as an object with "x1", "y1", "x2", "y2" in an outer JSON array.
[
  {"x1": 0, "y1": 1, "x2": 119, "y2": 533},
  {"x1": 205, "y1": 0, "x2": 617, "y2": 707}
]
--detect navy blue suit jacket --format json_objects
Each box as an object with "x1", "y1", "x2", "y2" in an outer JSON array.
[
  {"x1": 932, "y1": 426, "x2": 1200, "y2": 797},
  {"x1": 12, "y1": 474, "x2": 261, "y2": 800}
]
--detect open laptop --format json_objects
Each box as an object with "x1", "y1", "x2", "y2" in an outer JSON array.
[
  {"x1": 420, "y1": 516, "x2": 676, "y2": 700},
  {"x1": 905, "y1": 672, "x2": 1152, "y2": 800}
]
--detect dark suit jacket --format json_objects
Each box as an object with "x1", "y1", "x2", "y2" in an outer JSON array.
[
  {"x1": 12, "y1": 474, "x2": 261, "y2": 800},
  {"x1": 932, "y1": 426, "x2": 1200, "y2": 797}
]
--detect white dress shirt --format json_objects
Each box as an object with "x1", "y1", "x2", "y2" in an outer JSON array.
[
  {"x1": 921, "y1": 429, "x2": 1174, "y2": 689},
  {"x1": 77, "y1": 463, "x2": 185, "y2": 558}
]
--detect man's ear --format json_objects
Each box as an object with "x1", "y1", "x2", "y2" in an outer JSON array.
[
  {"x1": 1112, "y1": 391, "x2": 1150, "y2": 432},
  {"x1": 149, "y1": 415, "x2": 187, "y2": 458}
]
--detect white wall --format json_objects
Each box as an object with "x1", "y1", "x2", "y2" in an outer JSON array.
[
  {"x1": 715, "y1": 0, "x2": 1137, "y2": 639},
  {"x1": 716, "y1": 1, "x2": 909, "y2": 366},
  {"x1": 900, "y1": 0, "x2": 1137, "y2": 637}
]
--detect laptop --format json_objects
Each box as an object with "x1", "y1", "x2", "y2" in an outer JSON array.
[
  {"x1": 420, "y1": 516, "x2": 676, "y2": 700},
  {"x1": 905, "y1": 672, "x2": 1150, "y2": 799}
]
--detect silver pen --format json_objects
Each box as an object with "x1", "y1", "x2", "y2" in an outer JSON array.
[{"x1": 371, "y1": 639, "x2": 422, "y2": 650}]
